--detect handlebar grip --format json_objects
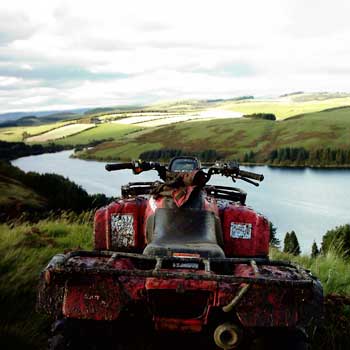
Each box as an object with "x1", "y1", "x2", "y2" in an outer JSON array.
[
  {"x1": 239, "y1": 169, "x2": 264, "y2": 182},
  {"x1": 105, "y1": 163, "x2": 133, "y2": 171}
]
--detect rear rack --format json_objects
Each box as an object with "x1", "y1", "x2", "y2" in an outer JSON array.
[{"x1": 47, "y1": 250, "x2": 314, "y2": 287}]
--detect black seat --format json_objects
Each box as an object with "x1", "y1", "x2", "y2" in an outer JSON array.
[{"x1": 143, "y1": 208, "x2": 225, "y2": 258}]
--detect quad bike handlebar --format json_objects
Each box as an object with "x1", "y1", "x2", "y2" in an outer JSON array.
[{"x1": 105, "y1": 159, "x2": 264, "y2": 186}]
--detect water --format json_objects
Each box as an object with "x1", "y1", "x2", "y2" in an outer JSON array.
[{"x1": 12, "y1": 150, "x2": 350, "y2": 253}]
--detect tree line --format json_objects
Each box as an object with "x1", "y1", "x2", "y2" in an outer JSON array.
[
  {"x1": 139, "y1": 148, "x2": 224, "y2": 162},
  {"x1": 275, "y1": 223, "x2": 350, "y2": 259},
  {"x1": 268, "y1": 147, "x2": 350, "y2": 166},
  {"x1": 242, "y1": 147, "x2": 350, "y2": 166}
]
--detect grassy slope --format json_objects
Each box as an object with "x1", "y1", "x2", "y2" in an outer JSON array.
[
  {"x1": 0, "y1": 174, "x2": 46, "y2": 220},
  {"x1": 0, "y1": 217, "x2": 93, "y2": 349},
  {"x1": 0, "y1": 175, "x2": 44, "y2": 207},
  {"x1": 0, "y1": 122, "x2": 69, "y2": 142},
  {"x1": 52, "y1": 123, "x2": 142, "y2": 145},
  {"x1": 0, "y1": 220, "x2": 349, "y2": 349},
  {"x1": 148, "y1": 94, "x2": 350, "y2": 119},
  {"x1": 80, "y1": 106, "x2": 350, "y2": 161},
  {"x1": 218, "y1": 97, "x2": 350, "y2": 119}
]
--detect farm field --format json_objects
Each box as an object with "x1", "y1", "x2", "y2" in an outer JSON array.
[
  {"x1": 52, "y1": 123, "x2": 142, "y2": 146},
  {"x1": 113, "y1": 109, "x2": 242, "y2": 127},
  {"x1": 26, "y1": 123, "x2": 95, "y2": 143},
  {"x1": 0, "y1": 122, "x2": 68, "y2": 142},
  {"x1": 79, "y1": 106, "x2": 350, "y2": 161},
  {"x1": 213, "y1": 96, "x2": 350, "y2": 119}
]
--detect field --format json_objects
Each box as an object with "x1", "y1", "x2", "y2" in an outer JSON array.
[
  {"x1": 146, "y1": 94, "x2": 350, "y2": 120},
  {"x1": 52, "y1": 123, "x2": 142, "y2": 145},
  {"x1": 0, "y1": 122, "x2": 68, "y2": 142},
  {"x1": 26, "y1": 123, "x2": 95, "y2": 142},
  {"x1": 217, "y1": 96, "x2": 350, "y2": 119},
  {"x1": 79, "y1": 106, "x2": 350, "y2": 161},
  {"x1": 105, "y1": 109, "x2": 242, "y2": 127}
]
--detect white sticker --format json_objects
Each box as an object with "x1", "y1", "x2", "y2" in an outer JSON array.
[
  {"x1": 230, "y1": 223, "x2": 252, "y2": 239},
  {"x1": 110, "y1": 214, "x2": 135, "y2": 248}
]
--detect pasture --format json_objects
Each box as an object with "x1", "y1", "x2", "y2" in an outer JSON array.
[
  {"x1": 26, "y1": 123, "x2": 95, "y2": 143},
  {"x1": 80, "y1": 106, "x2": 350, "y2": 161}
]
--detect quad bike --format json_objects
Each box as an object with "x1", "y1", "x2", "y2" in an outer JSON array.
[{"x1": 37, "y1": 157, "x2": 323, "y2": 350}]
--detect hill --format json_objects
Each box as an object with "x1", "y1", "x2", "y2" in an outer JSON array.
[
  {"x1": 2, "y1": 92, "x2": 350, "y2": 167},
  {"x1": 76, "y1": 106, "x2": 350, "y2": 166}
]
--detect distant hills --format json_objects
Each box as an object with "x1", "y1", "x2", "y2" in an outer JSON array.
[
  {"x1": 1, "y1": 91, "x2": 350, "y2": 128},
  {"x1": 0, "y1": 105, "x2": 143, "y2": 127},
  {"x1": 0, "y1": 108, "x2": 89, "y2": 127}
]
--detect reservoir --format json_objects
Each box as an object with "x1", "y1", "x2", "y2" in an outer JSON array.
[{"x1": 12, "y1": 150, "x2": 350, "y2": 253}]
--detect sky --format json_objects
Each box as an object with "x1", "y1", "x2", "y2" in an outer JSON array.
[{"x1": 0, "y1": 0, "x2": 350, "y2": 112}]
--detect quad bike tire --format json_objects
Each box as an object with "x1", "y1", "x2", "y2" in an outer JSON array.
[{"x1": 250, "y1": 330, "x2": 310, "y2": 350}]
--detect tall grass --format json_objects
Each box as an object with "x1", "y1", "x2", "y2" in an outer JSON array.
[
  {"x1": 1, "y1": 217, "x2": 350, "y2": 349},
  {"x1": 0, "y1": 214, "x2": 93, "y2": 349},
  {"x1": 270, "y1": 245, "x2": 350, "y2": 295}
]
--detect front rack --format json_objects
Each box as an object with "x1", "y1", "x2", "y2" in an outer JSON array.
[{"x1": 121, "y1": 182, "x2": 247, "y2": 204}]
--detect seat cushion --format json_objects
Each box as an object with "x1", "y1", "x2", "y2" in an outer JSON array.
[{"x1": 143, "y1": 208, "x2": 225, "y2": 258}]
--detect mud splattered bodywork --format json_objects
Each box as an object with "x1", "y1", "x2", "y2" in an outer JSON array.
[
  {"x1": 38, "y1": 251, "x2": 322, "y2": 333},
  {"x1": 37, "y1": 159, "x2": 323, "y2": 349}
]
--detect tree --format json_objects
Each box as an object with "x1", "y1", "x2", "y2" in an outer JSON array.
[
  {"x1": 289, "y1": 231, "x2": 301, "y2": 256},
  {"x1": 283, "y1": 232, "x2": 291, "y2": 253},
  {"x1": 311, "y1": 241, "x2": 319, "y2": 258},
  {"x1": 269, "y1": 222, "x2": 280, "y2": 247},
  {"x1": 283, "y1": 231, "x2": 301, "y2": 255}
]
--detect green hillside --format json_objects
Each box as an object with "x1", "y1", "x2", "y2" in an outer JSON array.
[
  {"x1": 217, "y1": 97, "x2": 350, "y2": 119},
  {"x1": 78, "y1": 106, "x2": 350, "y2": 164},
  {"x1": 0, "y1": 122, "x2": 69, "y2": 142},
  {"x1": 148, "y1": 94, "x2": 350, "y2": 119},
  {"x1": 52, "y1": 123, "x2": 142, "y2": 146}
]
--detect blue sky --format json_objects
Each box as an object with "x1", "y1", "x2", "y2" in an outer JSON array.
[{"x1": 0, "y1": 0, "x2": 350, "y2": 112}]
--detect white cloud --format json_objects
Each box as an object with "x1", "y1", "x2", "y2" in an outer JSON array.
[{"x1": 0, "y1": 0, "x2": 349, "y2": 112}]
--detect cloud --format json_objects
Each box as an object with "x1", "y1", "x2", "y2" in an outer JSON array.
[{"x1": 0, "y1": 0, "x2": 349, "y2": 112}]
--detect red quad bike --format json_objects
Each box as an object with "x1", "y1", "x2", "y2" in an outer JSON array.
[{"x1": 37, "y1": 157, "x2": 323, "y2": 350}]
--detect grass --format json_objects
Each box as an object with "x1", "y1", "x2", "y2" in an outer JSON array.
[
  {"x1": 0, "y1": 215, "x2": 349, "y2": 349},
  {"x1": 218, "y1": 97, "x2": 350, "y2": 119},
  {"x1": 0, "y1": 174, "x2": 45, "y2": 209},
  {"x1": 270, "y1": 247, "x2": 350, "y2": 349},
  {"x1": 52, "y1": 123, "x2": 142, "y2": 146},
  {"x1": 0, "y1": 122, "x2": 68, "y2": 142},
  {"x1": 79, "y1": 106, "x2": 350, "y2": 161},
  {"x1": 0, "y1": 215, "x2": 93, "y2": 349},
  {"x1": 147, "y1": 94, "x2": 350, "y2": 119},
  {"x1": 26, "y1": 123, "x2": 95, "y2": 143},
  {"x1": 270, "y1": 247, "x2": 350, "y2": 295}
]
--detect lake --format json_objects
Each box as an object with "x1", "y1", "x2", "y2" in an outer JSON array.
[{"x1": 12, "y1": 150, "x2": 350, "y2": 253}]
